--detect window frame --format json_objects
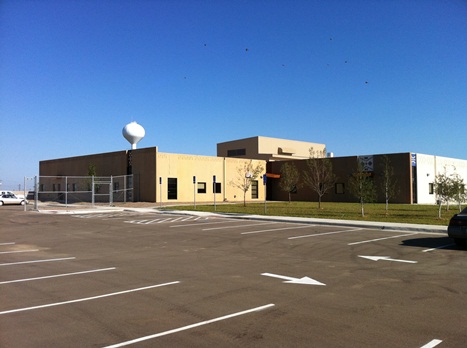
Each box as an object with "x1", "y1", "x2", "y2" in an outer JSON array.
[
  {"x1": 335, "y1": 183, "x2": 345, "y2": 194},
  {"x1": 251, "y1": 180, "x2": 259, "y2": 199},
  {"x1": 197, "y1": 182, "x2": 206, "y2": 194}
]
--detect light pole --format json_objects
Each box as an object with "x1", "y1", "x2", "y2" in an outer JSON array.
[
  {"x1": 159, "y1": 177, "x2": 162, "y2": 208},
  {"x1": 213, "y1": 175, "x2": 216, "y2": 211},
  {"x1": 193, "y1": 176, "x2": 196, "y2": 209}
]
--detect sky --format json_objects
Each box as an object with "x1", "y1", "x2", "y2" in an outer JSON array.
[{"x1": 1, "y1": 0, "x2": 466, "y2": 190}]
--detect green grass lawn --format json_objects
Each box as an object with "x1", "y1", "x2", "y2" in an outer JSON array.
[{"x1": 163, "y1": 201, "x2": 462, "y2": 226}]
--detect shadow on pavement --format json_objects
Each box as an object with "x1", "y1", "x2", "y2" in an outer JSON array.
[{"x1": 400, "y1": 236, "x2": 464, "y2": 250}]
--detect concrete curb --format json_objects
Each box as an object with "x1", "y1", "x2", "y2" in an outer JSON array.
[
  {"x1": 156, "y1": 210, "x2": 447, "y2": 234},
  {"x1": 35, "y1": 206, "x2": 447, "y2": 234}
]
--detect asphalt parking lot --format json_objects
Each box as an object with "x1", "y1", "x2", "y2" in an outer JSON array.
[{"x1": 1, "y1": 206, "x2": 466, "y2": 347}]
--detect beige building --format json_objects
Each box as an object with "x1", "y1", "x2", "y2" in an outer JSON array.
[
  {"x1": 217, "y1": 136, "x2": 326, "y2": 161},
  {"x1": 39, "y1": 146, "x2": 266, "y2": 204},
  {"x1": 39, "y1": 136, "x2": 467, "y2": 205}
]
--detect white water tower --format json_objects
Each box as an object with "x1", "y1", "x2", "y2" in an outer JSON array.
[{"x1": 122, "y1": 121, "x2": 145, "y2": 149}]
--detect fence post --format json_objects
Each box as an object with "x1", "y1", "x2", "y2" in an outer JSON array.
[
  {"x1": 110, "y1": 176, "x2": 113, "y2": 206},
  {"x1": 34, "y1": 176, "x2": 38, "y2": 210},
  {"x1": 23, "y1": 177, "x2": 26, "y2": 212},
  {"x1": 124, "y1": 175, "x2": 127, "y2": 203},
  {"x1": 91, "y1": 175, "x2": 95, "y2": 207}
]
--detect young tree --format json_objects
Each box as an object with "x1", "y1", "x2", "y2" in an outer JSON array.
[
  {"x1": 450, "y1": 173, "x2": 466, "y2": 212},
  {"x1": 279, "y1": 162, "x2": 301, "y2": 203},
  {"x1": 348, "y1": 159, "x2": 377, "y2": 217},
  {"x1": 303, "y1": 148, "x2": 336, "y2": 209},
  {"x1": 229, "y1": 160, "x2": 264, "y2": 207},
  {"x1": 433, "y1": 173, "x2": 453, "y2": 218},
  {"x1": 381, "y1": 155, "x2": 399, "y2": 213},
  {"x1": 86, "y1": 163, "x2": 98, "y2": 191}
]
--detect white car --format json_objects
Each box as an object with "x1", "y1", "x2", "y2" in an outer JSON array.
[
  {"x1": 0, "y1": 194, "x2": 28, "y2": 206},
  {"x1": 0, "y1": 190, "x2": 24, "y2": 199}
]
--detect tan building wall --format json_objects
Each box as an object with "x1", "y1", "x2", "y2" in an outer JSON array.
[
  {"x1": 217, "y1": 136, "x2": 326, "y2": 161},
  {"x1": 155, "y1": 152, "x2": 266, "y2": 204}
]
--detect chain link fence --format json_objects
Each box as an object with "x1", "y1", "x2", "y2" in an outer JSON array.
[{"x1": 34, "y1": 175, "x2": 133, "y2": 207}]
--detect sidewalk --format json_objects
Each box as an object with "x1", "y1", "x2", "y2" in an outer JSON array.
[{"x1": 34, "y1": 202, "x2": 447, "y2": 234}]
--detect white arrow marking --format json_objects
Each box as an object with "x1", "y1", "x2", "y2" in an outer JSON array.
[
  {"x1": 358, "y1": 255, "x2": 417, "y2": 263},
  {"x1": 261, "y1": 273, "x2": 325, "y2": 286}
]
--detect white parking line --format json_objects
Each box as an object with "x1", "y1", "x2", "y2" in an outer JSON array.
[
  {"x1": 157, "y1": 218, "x2": 175, "y2": 223},
  {"x1": 182, "y1": 216, "x2": 199, "y2": 221},
  {"x1": 0, "y1": 281, "x2": 180, "y2": 315},
  {"x1": 170, "y1": 217, "x2": 184, "y2": 222},
  {"x1": 422, "y1": 244, "x2": 455, "y2": 252},
  {"x1": 0, "y1": 267, "x2": 116, "y2": 284},
  {"x1": 420, "y1": 339, "x2": 442, "y2": 348},
  {"x1": 171, "y1": 219, "x2": 238, "y2": 228},
  {"x1": 242, "y1": 225, "x2": 312, "y2": 235},
  {"x1": 203, "y1": 222, "x2": 278, "y2": 231},
  {"x1": 102, "y1": 303, "x2": 275, "y2": 348},
  {"x1": 0, "y1": 242, "x2": 15, "y2": 246},
  {"x1": 0, "y1": 249, "x2": 39, "y2": 254},
  {"x1": 0, "y1": 257, "x2": 76, "y2": 266},
  {"x1": 288, "y1": 228, "x2": 363, "y2": 240},
  {"x1": 348, "y1": 233, "x2": 416, "y2": 245},
  {"x1": 144, "y1": 219, "x2": 162, "y2": 224}
]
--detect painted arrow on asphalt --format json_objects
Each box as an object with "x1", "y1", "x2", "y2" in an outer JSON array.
[
  {"x1": 261, "y1": 273, "x2": 326, "y2": 286},
  {"x1": 358, "y1": 256, "x2": 417, "y2": 264}
]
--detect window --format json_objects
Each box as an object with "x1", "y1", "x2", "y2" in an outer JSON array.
[
  {"x1": 72, "y1": 183, "x2": 77, "y2": 192},
  {"x1": 251, "y1": 180, "x2": 259, "y2": 199},
  {"x1": 227, "y1": 148, "x2": 246, "y2": 157},
  {"x1": 114, "y1": 182, "x2": 119, "y2": 191},
  {"x1": 168, "y1": 178, "x2": 177, "y2": 200},
  {"x1": 429, "y1": 183, "x2": 434, "y2": 194},
  {"x1": 197, "y1": 182, "x2": 206, "y2": 194},
  {"x1": 213, "y1": 182, "x2": 221, "y2": 194},
  {"x1": 335, "y1": 183, "x2": 345, "y2": 194}
]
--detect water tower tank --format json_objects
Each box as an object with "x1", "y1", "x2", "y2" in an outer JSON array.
[{"x1": 122, "y1": 122, "x2": 145, "y2": 149}]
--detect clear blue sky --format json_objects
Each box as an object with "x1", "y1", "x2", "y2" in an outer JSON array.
[{"x1": 1, "y1": 0, "x2": 466, "y2": 190}]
